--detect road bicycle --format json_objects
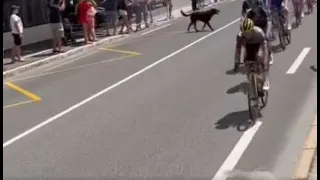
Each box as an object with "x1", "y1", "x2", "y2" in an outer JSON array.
[
  {"x1": 245, "y1": 60, "x2": 269, "y2": 122},
  {"x1": 271, "y1": 8, "x2": 291, "y2": 50},
  {"x1": 292, "y1": 0, "x2": 303, "y2": 26}
]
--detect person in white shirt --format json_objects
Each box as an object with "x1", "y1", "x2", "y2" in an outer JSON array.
[{"x1": 10, "y1": 5, "x2": 24, "y2": 62}]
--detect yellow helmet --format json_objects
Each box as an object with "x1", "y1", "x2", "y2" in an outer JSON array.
[{"x1": 242, "y1": 18, "x2": 254, "y2": 32}]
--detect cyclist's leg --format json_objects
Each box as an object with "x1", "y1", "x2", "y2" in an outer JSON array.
[{"x1": 257, "y1": 45, "x2": 270, "y2": 90}]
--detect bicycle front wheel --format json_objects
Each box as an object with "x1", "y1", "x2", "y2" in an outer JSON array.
[{"x1": 247, "y1": 72, "x2": 260, "y2": 121}]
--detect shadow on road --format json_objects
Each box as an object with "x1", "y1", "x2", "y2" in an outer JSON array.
[
  {"x1": 214, "y1": 110, "x2": 254, "y2": 132},
  {"x1": 271, "y1": 44, "x2": 282, "y2": 54},
  {"x1": 226, "y1": 82, "x2": 248, "y2": 94},
  {"x1": 225, "y1": 66, "x2": 246, "y2": 75},
  {"x1": 310, "y1": 65, "x2": 317, "y2": 72}
]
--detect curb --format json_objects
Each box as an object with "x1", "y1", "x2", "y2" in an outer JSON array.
[{"x1": 293, "y1": 114, "x2": 317, "y2": 180}]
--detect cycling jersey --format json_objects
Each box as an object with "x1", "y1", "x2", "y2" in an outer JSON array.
[
  {"x1": 247, "y1": 8, "x2": 268, "y2": 29},
  {"x1": 270, "y1": 0, "x2": 283, "y2": 10},
  {"x1": 242, "y1": 26, "x2": 267, "y2": 61},
  {"x1": 244, "y1": 26, "x2": 267, "y2": 44}
]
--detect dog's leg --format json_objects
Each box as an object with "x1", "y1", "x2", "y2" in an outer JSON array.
[
  {"x1": 194, "y1": 21, "x2": 199, "y2": 32},
  {"x1": 207, "y1": 22, "x2": 214, "y2": 31},
  {"x1": 201, "y1": 22, "x2": 207, "y2": 31},
  {"x1": 188, "y1": 22, "x2": 193, "y2": 32}
]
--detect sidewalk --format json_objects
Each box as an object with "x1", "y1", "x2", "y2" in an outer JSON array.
[{"x1": 3, "y1": 4, "x2": 195, "y2": 78}]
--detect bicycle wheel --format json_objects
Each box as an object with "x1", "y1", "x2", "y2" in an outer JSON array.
[
  {"x1": 294, "y1": 1, "x2": 302, "y2": 26},
  {"x1": 307, "y1": 0, "x2": 314, "y2": 13},
  {"x1": 285, "y1": 29, "x2": 291, "y2": 45},
  {"x1": 278, "y1": 24, "x2": 286, "y2": 50},
  {"x1": 260, "y1": 89, "x2": 269, "y2": 108},
  {"x1": 247, "y1": 72, "x2": 260, "y2": 121}
]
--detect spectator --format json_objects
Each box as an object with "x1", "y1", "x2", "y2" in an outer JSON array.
[
  {"x1": 48, "y1": 0, "x2": 66, "y2": 53},
  {"x1": 164, "y1": 0, "x2": 173, "y2": 19},
  {"x1": 126, "y1": 0, "x2": 134, "y2": 25},
  {"x1": 191, "y1": 0, "x2": 198, "y2": 11},
  {"x1": 147, "y1": 0, "x2": 154, "y2": 25},
  {"x1": 78, "y1": 0, "x2": 93, "y2": 44},
  {"x1": 10, "y1": 5, "x2": 24, "y2": 62},
  {"x1": 102, "y1": 0, "x2": 119, "y2": 36},
  {"x1": 135, "y1": 0, "x2": 149, "y2": 31},
  {"x1": 87, "y1": 0, "x2": 97, "y2": 41},
  {"x1": 118, "y1": 0, "x2": 132, "y2": 34}
]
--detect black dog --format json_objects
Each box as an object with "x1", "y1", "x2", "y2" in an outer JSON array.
[{"x1": 181, "y1": 8, "x2": 220, "y2": 32}]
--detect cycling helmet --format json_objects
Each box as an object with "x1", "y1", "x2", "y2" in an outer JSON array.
[{"x1": 242, "y1": 18, "x2": 254, "y2": 32}]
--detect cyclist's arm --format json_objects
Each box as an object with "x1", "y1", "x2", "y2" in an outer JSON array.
[{"x1": 261, "y1": 40, "x2": 268, "y2": 68}]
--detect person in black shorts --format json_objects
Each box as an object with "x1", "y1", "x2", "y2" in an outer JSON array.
[{"x1": 10, "y1": 5, "x2": 24, "y2": 62}]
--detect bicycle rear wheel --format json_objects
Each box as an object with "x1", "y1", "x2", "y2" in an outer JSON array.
[
  {"x1": 260, "y1": 89, "x2": 269, "y2": 108},
  {"x1": 294, "y1": 1, "x2": 302, "y2": 26},
  {"x1": 278, "y1": 23, "x2": 287, "y2": 50},
  {"x1": 247, "y1": 72, "x2": 260, "y2": 121},
  {"x1": 307, "y1": 0, "x2": 314, "y2": 13}
]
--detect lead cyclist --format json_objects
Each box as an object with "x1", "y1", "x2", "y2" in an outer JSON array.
[{"x1": 234, "y1": 0, "x2": 273, "y2": 72}]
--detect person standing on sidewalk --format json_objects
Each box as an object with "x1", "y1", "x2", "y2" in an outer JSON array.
[
  {"x1": 10, "y1": 5, "x2": 24, "y2": 62},
  {"x1": 191, "y1": 0, "x2": 198, "y2": 11},
  {"x1": 102, "y1": 0, "x2": 119, "y2": 36},
  {"x1": 118, "y1": 0, "x2": 132, "y2": 34},
  {"x1": 78, "y1": 0, "x2": 94, "y2": 44},
  {"x1": 147, "y1": 0, "x2": 154, "y2": 25},
  {"x1": 134, "y1": 0, "x2": 149, "y2": 31},
  {"x1": 48, "y1": 0, "x2": 66, "y2": 53},
  {"x1": 164, "y1": 0, "x2": 173, "y2": 19},
  {"x1": 87, "y1": 0, "x2": 98, "y2": 41}
]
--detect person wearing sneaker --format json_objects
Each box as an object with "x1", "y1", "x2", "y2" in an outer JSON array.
[{"x1": 235, "y1": 18, "x2": 271, "y2": 91}]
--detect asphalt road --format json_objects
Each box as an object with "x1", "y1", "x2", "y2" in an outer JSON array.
[{"x1": 3, "y1": 1, "x2": 317, "y2": 179}]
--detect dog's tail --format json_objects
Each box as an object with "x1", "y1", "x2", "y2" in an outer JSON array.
[{"x1": 180, "y1": 10, "x2": 191, "y2": 17}]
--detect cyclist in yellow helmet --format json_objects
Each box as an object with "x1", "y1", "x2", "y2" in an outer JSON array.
[{"x1": 235, "y1": 18, "x2": 270, "y2": 90}]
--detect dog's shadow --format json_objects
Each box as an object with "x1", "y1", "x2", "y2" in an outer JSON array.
[{"x1": 185, "y1": 29, "x2": 214, "y2": 33}]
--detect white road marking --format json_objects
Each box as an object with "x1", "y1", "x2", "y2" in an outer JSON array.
[
  {"x1": 212, "y1": 121, "x2": 263, "y2": 180},
  {"x1": 286, "y1": 47, "x2": 311, "y2": 74},
  {"x1": 3, "y1": 18, "x2": 240, "y2": 148},
  {"x1": 141, "y1": 24, "x2": 172, "y2": 35}
]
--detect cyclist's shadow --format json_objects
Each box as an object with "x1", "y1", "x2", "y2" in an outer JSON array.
[
  {"x1": 214, "y1": 110, "x2": 254, "y2": 132},
  {"x1": 226, "y1": 82, "x2": 248, "y2": 95},
  {"x1": 225, "y1": 66, "x2": 247, "y2": 75}
]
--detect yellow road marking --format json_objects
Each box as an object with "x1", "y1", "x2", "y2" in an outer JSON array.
[
  {"x1": 99, "y1": 48, "x2": 142, "y2": 56},
  {"x1": 3, "y1": 100, "x2": 34, "y2": 109},
  {"x1": 5, "y1": 55, "x2": 137, "y2": 83},
  {"x1": 5, "y1": 82, "x2": 41, "y2": 101}
]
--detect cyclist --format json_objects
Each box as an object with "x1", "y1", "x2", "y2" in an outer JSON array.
[
  {"x1": 234, "y1": 0, "x2": 273, "y2": 71},
  {"x1": 270, "y1": 0, "x2": 292, "y2": 30},
  {"x1": 235, "y1": 18, "x2": 270, "y2": 91}
]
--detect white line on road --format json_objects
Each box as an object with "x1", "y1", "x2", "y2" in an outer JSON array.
[
  {"x1": 212, "y1": 121, "x2": 263, "y2": 180},
  {"x1": 286, "y1": 47, "x2": 311, "y2": 74},
  {"x1": 141, "y1": 23, "x2": 172, "y2": 36},
  {"x1": 3, "y1": 18, "x2": 240, "y2": 148}
]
